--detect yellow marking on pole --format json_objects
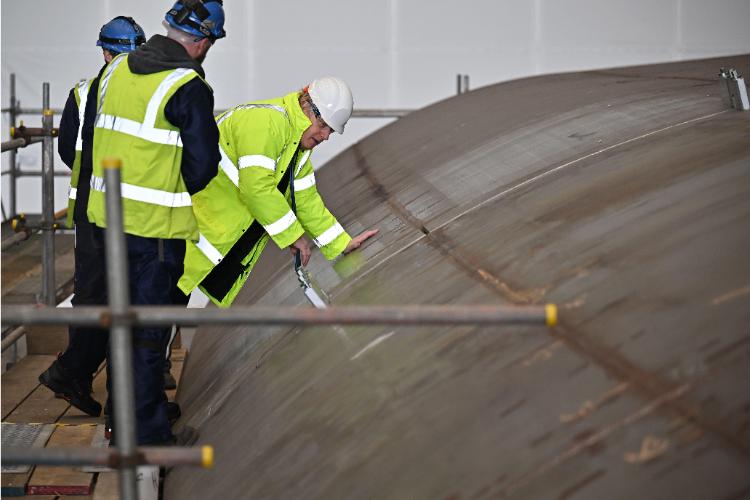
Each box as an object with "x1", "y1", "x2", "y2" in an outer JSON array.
[
  {"x1": 102, "y1": 157, "x2": 122, "y2": 170},
  {"x1": 545, "y1": 303, "x2": 558, "y2": 327},
  {"x1": 202, "y1": 446, "x2": 214, "y2": 469}
]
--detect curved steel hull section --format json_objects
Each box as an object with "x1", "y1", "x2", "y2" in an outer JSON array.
[{"x1": 167, "y1": 55, "x2": 750, "y2": 499}]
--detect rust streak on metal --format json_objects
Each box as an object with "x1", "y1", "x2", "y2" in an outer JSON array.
[
  {"x1": 559, "y1": 382, "x2": 631, "y2": 423},
  {"x1": 623, "y1": 435, "x2": 670, "y2": 463},
  {"x1": 493, "y1": 384, "x2": 691, "y2": 497}
]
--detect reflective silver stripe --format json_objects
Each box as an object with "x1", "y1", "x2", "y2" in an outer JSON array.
[
  {"x1": 75, "y1": 79, "x2": 91, "y2": 151},
  {"x1": 294, "y1": 173, "x2": 316, "y2": 192},
  {"x1": 238, "y1": 155, "x2": 276, "y2": 171},
  {"x1": 314, "y1": 222, "x2": 345, "y2": 247},
  {"x1": 96, "y1": 65, "x2": 190, "y2": 147},
  {"x1": 263, "y1": 210, "x2": 297, "y2": 236},
  {"x1": 143, "y1": 68, "x2": 194, "y2": 127},
  {"x1": 95, "y1": 114, "x2": 183, "y2": 147},
  {"x1": 121, "y1": 183, "x2": 191, "y2": 207},
  {"x1": 196, "y1": 233, "x2": 223, "y2": 265},
  {"x1": 69, "y1": 187, "x2": 77, "y2": 200},
  {"x1": 217, "y1": 103, "x2": 287, "y2": 126},
  {"x1": 96, "y1": 54, "x2": 126, "y2": 117},
  {"x1": 219, "y1": 146, "x2": 239, "y2": 187},
  {"x1": 295, "y1": 150, "x2": 311, "y2": 176},
  {"x1": 90, "y1": 175, "x2": 105, "y2": 192},
  {"x1": 90, "y1": 175, "x2": 192, "y2": 208}
]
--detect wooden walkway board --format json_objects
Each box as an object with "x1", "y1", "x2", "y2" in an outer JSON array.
[
  {"x1": 26, "y1": 424, "x2": 96, "y2": 495},
  {"x1": 1, "y1": 355, "x2": 55, "y2": 420},
  {"x1": 166, "y1": 348, "x2": 186, "y2": 401},
  {"x1": 92, "y1": 472, "x2": 118, "y2": 500},
  {"x1": 1, "y1": 332, "x2": 188, "y2": 498},
  {"x1": 1, "y1": 355, "x2": 59, "y2": 497},
  {"x1": 5, "y1": 384, "x2": 73, "y2": 424}
]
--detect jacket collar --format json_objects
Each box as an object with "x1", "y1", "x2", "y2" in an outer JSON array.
[{"x1": 281, "y1": 92, "x2": 313, "y2": 144}]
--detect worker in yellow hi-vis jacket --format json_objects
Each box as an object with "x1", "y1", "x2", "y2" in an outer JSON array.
[{"x1": 179, "y1": 77, "x2": 378, "y2": 307}]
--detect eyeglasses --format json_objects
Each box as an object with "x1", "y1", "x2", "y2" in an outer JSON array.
[
  {"x1": 309, "y1": 101, "x2": 333, "y2": 130},
  {"x1": 310, "y1": 101, "x2": 321, "y2": 119}
]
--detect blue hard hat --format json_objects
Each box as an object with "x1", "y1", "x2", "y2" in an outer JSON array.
[
  {"x1": 165, "y1": 0, "x2": 226, "y2": 41},
  {"x1": 96, "y1": 16, "x2": 146, "y2": 54}
]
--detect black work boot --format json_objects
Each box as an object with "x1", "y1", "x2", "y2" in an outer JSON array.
[
  {"x1": 50, "y1": 352, "x2": 94, "y2": 398},
  {"x1": 167, "y1": 401, "x2": 181, "y2": 425},
  {"x1": 39, "y1": 360, "x2": 102, "y2": 417}
]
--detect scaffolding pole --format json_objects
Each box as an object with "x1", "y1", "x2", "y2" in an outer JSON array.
[
  {"x1": 1, "y1": 137, "x2": 43, "y2": 152},
  {"x1": 1, "y1": 230, "x2": 31, "y2": 251},
  {"x1": 1, "y1": 304, "x2": 557, "y2": 328},
  {"x1": 1, "y1": 445, "x2": 213, "y2": 469},
  {"x1": 8, "y1": 73, "x2": 18, "y2": 218},
  {"x1": 102, "y1": 159, "x2": 139, "y2": 500},
  {"x1": 1, "y1": 168, "x2": 69, "y2": 176},
  {"x1": 40, "y1": 83, "x2": 56, "y2": 306},
  {"x1": 4, "y1": 106, "x2": 413, "y2": 119}
]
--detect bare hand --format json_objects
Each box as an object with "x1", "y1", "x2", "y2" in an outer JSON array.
[
  {"x1": 289, "y1": 236, "x2": 311, "y2": 266},
  {"x1": 343, "y1": 229, "x2": 379, "y2": 255}
]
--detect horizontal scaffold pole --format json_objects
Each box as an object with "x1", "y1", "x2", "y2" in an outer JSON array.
[
  {"x1": 1, "y1": 137, "x2": 42, "y2": 152},
  {"x1": 2, "y1": 304, "x2": 557, "y2": 328},
  {"x1": 3, "y1": 107, "x2": 414, "y2": 119},
  {"x1": 1, "y1": 445, "x2": 213, "y2": 469}
]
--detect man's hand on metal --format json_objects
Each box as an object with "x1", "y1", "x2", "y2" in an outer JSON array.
[
  {"x1": 290, "y1": 236, "x2": 312, "y2": 266},
  {"x1": 343, "y1": 229, "x2": 379, "y2": 255}
]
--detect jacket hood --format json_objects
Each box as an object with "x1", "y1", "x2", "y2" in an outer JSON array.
[{"x1": 127, "y1": 35, "x2": 205, "y2": 78}]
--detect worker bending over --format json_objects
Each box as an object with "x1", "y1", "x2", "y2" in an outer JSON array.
[{"x1": 179, "y1": 77, "x2": 378, "y2": 307}]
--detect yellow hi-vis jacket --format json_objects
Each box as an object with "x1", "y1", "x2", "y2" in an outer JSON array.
[
  {"x1": 88, "y1": 53, "x2": 204, "y2": 239},
  {"x1": 178, "y1": 91, "x2": 351, "y2": 307},
  {"x1": 65, "y1": 78, "x2": 93, "y2": 228}
]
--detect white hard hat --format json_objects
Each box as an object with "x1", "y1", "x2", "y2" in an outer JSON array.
[{"x1": 307, "y1": 77, "x2": 353, "y2": 134}]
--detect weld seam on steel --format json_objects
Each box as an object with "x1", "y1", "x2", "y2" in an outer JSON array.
[{"x1": 435, "y1": 110, "x2": 730, "y2": 233}]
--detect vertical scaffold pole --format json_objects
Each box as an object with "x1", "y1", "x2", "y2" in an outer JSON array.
[
  {"x1": 103, "y1": 158, "x2": 138, "y2": 500},
  {"x1": 9, "y1": 73, "x2": 18, "y2": 219},
  {"x1": 41, "y1": 83, "x2": 56, "y2": 306}
]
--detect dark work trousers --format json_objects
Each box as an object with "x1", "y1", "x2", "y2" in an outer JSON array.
[
  {"x1": 98, "y1": 228, "x2": 189, "y2": 445},
  {"x1": 57, "y1": 215, "x2": 109, "y2": 381}
]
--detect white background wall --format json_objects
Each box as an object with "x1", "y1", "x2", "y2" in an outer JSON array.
[{"x1": 2, "y1": 0, "x2": 749, "y2": 218}]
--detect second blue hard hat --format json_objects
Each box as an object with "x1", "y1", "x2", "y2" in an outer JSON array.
[
  {"x1": 97, "y1": 16, "x2": 146, "y2": 54},
  {"x1": 165, "y1": 0, "x2": 226, "y2": 40}
]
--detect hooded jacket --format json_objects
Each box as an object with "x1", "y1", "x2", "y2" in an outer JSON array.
[{"x1": 126, "y1": 34, "x2": 219, "y2": 195}]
